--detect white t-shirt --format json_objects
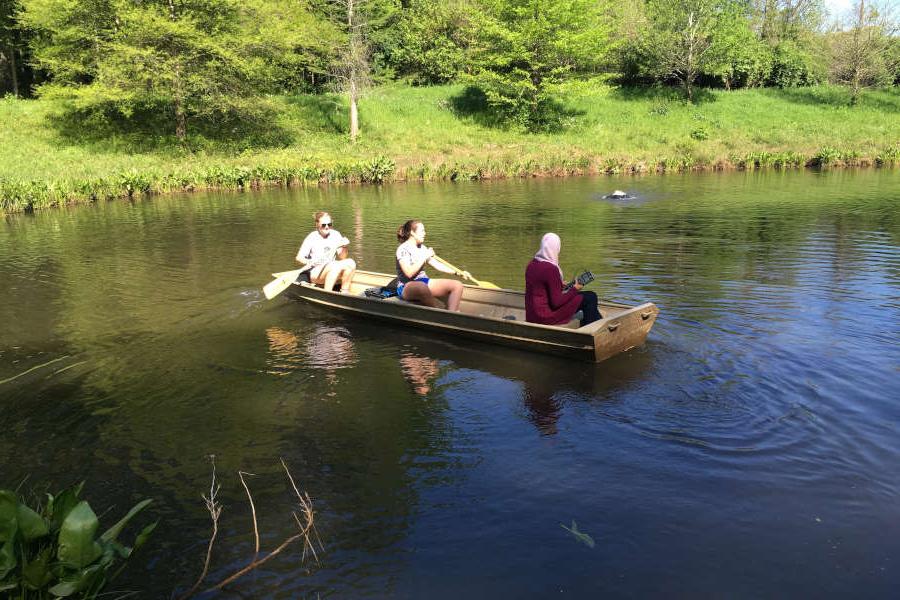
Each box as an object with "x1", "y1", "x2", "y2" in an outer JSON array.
[
  {"x1": 396, "y1": 243, "x2": 431, "y2": 283},
  {"x1": 297, "y1": 230, "x2": 348, "y2": 277}
]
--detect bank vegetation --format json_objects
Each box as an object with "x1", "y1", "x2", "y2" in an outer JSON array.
[{"x1": 1, "y1": 0, "x2": 898, "y2": 212}]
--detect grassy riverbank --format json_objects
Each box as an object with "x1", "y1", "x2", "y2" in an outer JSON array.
[{"x1": 2, "y1": 83, "x2": 899, "y2": 213}]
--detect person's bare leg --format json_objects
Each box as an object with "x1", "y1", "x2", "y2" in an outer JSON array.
[
  {"x1": 340, "y1": 259, "x2": 357, "y2": 291},
  {"x1": 323, "y1": 264, "x2": 342, "y2": 291},
  {"x1": 428, "y1": 279, "x2": 464, "y2": 311},
  {"x1": 402, "y1": 281, "x2": 438, "y2": 307}
]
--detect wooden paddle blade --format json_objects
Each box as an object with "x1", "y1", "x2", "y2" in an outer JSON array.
[{"x1": 263, "y1": 269, "x2": 303, "y2": 300}]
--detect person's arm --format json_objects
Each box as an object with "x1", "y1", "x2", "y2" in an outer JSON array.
[
  {"x1": 295, "y1": 233, "x2": 314, "y2": 266},
  {"x1": 427, "y1": 255, "x2": 457, "y2": 275},
  {"x1": 334, "y1": 233, "x2": 351, "y2": 260},
  {"x1": 545, "y1": 267, "x2": 580, "y2": 309}
]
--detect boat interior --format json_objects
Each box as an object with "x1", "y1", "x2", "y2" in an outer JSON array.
[{"x1": 302, "y1": 269, "x2": 634, "y2": 330}]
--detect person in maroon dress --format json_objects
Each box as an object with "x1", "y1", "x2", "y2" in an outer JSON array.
[{"x1": 524, "y1": 233, "x2": 601, "y2": 327}]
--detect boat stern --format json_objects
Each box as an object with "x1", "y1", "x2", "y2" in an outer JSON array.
[{"x1": 591, "y1": 302, "x2": 659, "y2": 362}]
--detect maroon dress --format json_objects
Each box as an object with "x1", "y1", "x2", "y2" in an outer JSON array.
[{"x1": 525, "y1": 259, "x2": 581, "y2": 325}]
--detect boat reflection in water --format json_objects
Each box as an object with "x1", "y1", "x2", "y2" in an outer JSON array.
[
  {"x1": 398, "y1": 352, "x2": 442, "y2": 397},
  {"x1": 266, "y1": 324, "x2": 358, "y2": 385},
  {"x1": 286, "y1": 310, "x2": 656, "y2": 435}
]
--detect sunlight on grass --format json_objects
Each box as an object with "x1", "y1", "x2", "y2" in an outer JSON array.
[{"x1": 1, "y1": 84, "x2": 898, "y2": 212}]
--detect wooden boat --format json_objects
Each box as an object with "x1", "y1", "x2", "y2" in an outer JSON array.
[{"x1": 279, "y1": 269, "x2": 659, "y2": 363}]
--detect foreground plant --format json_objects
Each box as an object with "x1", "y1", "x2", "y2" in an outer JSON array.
[{"x1": 0, "y1": 483, "x2": 156, "y2": 599}]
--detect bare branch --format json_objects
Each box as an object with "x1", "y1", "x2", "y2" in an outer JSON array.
[
  {"x1": 186, "y1": 460, "x2": 323, "y2": 595},
  {"x1": 238, "y1": 471, "x2": 260, "y2": 556},
  {"x1": 178, "y1": 455, "x2": 222, "y2": 600}
]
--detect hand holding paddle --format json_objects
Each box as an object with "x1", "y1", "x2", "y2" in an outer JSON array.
[{"x1": 263, "y1": 238, "x2": 350, "y2": 300}]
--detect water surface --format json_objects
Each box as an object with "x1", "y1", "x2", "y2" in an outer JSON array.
[{"x1": 1, "y1": 169, "x2": 899, "y2": 597}]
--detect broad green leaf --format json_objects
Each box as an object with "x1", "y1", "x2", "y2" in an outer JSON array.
[
  {"x1": 100, "y1": 499, "x2": 152, "y2": 543},
  {"x1": 57, "y1": 502, "x2": 102, "y2": 568},
  {"x1": 48, "y1": 579, "x2": 79, "y2": 597},
  {"x1": 47, "y1": 484, "x2": 84, "y2": 532},
  {"x1": 48, "y1": 564, "x2": 103, "y2": 597},
  {"x1": 17, "y1": 503, "x2": 49, "y2": 540},
  {"x1": 22, "y1": 548, "x2": 53, "y2": 590},
  {"x1": 0, "y1": 540, "x2": 17, "y2": 580},
  {"x1": 0, "y1": 491, "x2": 18, "y2": 543}
]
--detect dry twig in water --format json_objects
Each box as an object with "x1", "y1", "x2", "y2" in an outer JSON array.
[
  {"x1": 179, "y1": 455, "x2": 222, "y2": 600},
  {"x1": 200, "y1": 459, "x2": 323, "y2": 594},
  {"x1": 238, "y1": 471, "x2": 260, "y2": 556}
]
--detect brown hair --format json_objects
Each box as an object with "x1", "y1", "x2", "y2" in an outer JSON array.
[
  {"x1": 397, "y1": 219, "x2": 422, "y2": 242},
  {"x1": 313, "y1": 211, "x2": 330, "y2": 225}
]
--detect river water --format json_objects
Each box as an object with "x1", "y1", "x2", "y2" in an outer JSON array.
[{"x1": 1, "y1": 169, "x2": 898, "y2": 597}]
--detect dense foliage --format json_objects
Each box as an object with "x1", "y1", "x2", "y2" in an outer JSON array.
[
  {"x1": 0, "y1": 483, "x2": 155, "y2": 598},
  {"x1": 1, "y1": 0, "x2": 897, "y2": 131}
]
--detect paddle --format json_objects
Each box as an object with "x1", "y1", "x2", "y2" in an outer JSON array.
[
  {"x1": 263, "y1": 237, "x2": 349, "y2": 300},
  {"x1": 433, "y1": 256, "x2": 501, "y2": 289},
  {"x1": 263, "y1": 266, "x2": 311, "y2": 300}
]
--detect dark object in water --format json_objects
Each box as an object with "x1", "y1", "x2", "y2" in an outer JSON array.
[{"x1": 603, "y1": 189, "x2": 630, "y2": 200}]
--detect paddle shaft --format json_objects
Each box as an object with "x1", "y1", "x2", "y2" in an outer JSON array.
[{"x1": 432, "y1": 255, "x2": 500, "y2": 289}]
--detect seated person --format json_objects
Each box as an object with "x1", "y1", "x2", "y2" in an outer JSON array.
[
  {"x1": 525, "y1": 233, "x2": 601, "y2": 327},
  {"x1": 395, "y1": 219, "x2": 467, "y2": 311},
  {"x1": 296, "y1": 211, "x2": 356, "y2": 292}
]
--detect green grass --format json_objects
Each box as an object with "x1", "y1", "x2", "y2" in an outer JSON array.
[{"x1": 2, "y1": 83, "x2": 899, "y2": 212}]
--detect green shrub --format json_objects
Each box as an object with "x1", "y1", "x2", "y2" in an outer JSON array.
[
  {"x1": 690, "y1": 128, "x2": 709, "y2": 141},
  {"x1": 0, "y1": 483, "x2": 155, "y2": 598},
  {"x1": 812, "y1": 147, "x2": 841, "y2": 167}
]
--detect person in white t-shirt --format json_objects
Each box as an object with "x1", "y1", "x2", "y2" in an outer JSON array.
[
  {"x1": 395, "y1": 219, "x2": 469, "y2": 311},
  {"x1": 296, "y1": 211, "x2": 357, "y2": 292}
]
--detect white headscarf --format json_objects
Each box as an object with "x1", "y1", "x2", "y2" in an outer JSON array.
[{"x1": 534, "y1": 232, "x2": 563, "y2": 281}]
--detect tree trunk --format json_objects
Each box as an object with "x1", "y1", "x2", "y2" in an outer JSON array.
[
  {"x1": 349, "y1": 77, "x2": 359, "y2": 140},
  {"x1": 174, "y1": 92, "x2": 187, "y2": 140},
  {"x1": 850, "y1": 0, "x2": 864, "y2": 107},
  {"x1": 347, "y1": 0, "x2": 360, "y2": 140},
  {"x1": 8, "y1": 46, "x2": 18, "y2": 97},
  {"x1": 168, "y1": 0, "x2": 187, "y2": 141}
]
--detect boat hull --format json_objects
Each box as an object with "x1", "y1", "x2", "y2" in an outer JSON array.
[{"x1": 281, "y1": 270, "x2": 658, "y2": 362}]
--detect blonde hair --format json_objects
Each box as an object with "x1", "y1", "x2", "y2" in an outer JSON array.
[{"x1": 314, "y1": 211, "x2": 330, "y2": 225}]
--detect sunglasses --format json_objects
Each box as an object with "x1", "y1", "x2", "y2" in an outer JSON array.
[{"x1": 318, "y1": 222, "x2": 333, "y2": 228}]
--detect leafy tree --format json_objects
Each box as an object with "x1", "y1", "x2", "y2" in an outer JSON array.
[
  {"x1": 19, "y1": 0, "x2": 328, "y2": 141},
  {"x1": 0, "y1": 0, "x2": 26, "y2": 96},
  {"x1": 707, "y1": 2, "x2": 772, "y2": 89},
  {"x1": 767, "y1": 38, "x2": 824, "y2": 86},
  {"x1": 643, "y1": 0, "x2": 714, "y2": 100},
  {"x1": 312, "y1": 0, "x2": 400, "y2": 140},
  {"x1": 827, "y1": 0, "x2": 897, "y2": 104},
  {"x1": 467, "y1": 0, "x2": 615, "y2": 130},
  {"x1": 753, "y1": 0, "x2": 825, "y2": 43},
  {"x1": 384, "y1": 0, "x2": 475, "y2": 84}
]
